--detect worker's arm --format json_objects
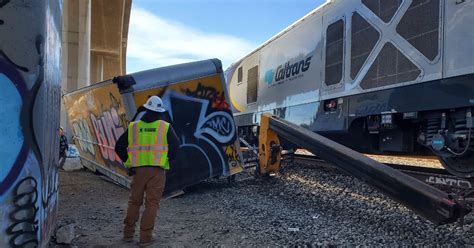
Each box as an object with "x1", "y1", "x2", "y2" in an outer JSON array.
[
  {"x1": 115, "y1": 129, "x2": 129, "y2": 162},
  {"x1": 167, "y1": 125, "x2": 180, "y2": 161}
]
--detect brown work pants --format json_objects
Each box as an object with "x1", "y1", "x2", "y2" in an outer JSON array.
[{"x1": 123, "y1": 167, "x2": 166, "y2": 242}]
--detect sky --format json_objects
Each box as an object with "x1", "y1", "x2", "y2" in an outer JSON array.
[{"x1": 126, "y1": 0, "x2": 326, "y2": 73}]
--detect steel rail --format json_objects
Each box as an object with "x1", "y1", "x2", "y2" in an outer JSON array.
[
  {"x1": 267, "y1": 114, "x2": 469, "y2": 224},
  {"x1": 287, "y1": 154, "x2": 474, "y2": 192}
]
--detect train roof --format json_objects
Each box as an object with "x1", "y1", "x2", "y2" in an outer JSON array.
[
  {"x1": 226, "y1": 0, "x2": 332, "y2": 70},
  {"x1": 64, "y1": 58, "x2": 223, "y2": 96}
]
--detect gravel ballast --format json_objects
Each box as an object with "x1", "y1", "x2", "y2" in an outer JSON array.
[
  {"x1": 53, "y1": 160, "x2": 474, "y2": 247},
  {"x1": 200, "y1": 163, "x2": 474, "y2": 247}
]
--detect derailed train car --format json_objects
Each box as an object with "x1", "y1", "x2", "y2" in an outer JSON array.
[
  {"x1": 226, "y1": 0, "x2": 474, "y2": 177},
  {"x1": 64, "y1": 59, "x2": 243, "y2": 196}
]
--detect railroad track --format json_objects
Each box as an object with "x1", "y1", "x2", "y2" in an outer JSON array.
[
  {"x1": 286, "y1": 153, "x2": 474, "y2": 194},
  {"x1": 241, "y1": 148, "x2": 474, "y2": 195}
]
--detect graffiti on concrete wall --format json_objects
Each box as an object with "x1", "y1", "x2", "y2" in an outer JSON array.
[
  {"x1": 6, "y1": 177, "x2": 39, "y2": 247},
  {"x1": 0, "y1": 53, "x2": 39, "y2": 248},
  {"x1": 0, "y1": 0, "x2": 62, "y2": 247}
]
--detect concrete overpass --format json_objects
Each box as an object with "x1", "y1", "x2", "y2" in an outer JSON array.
[{"x1": 61, "y1": 0, "x2": 132, "y2": 137}]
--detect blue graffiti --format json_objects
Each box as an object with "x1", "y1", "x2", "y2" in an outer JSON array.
[
  {"x1": 196, "y1": 112, "x2": 235, "y2": 144},
  {"x1": 0, "y1": 73, "x2": 23, "y2": 182},
  {"x1": 161, "y1": 90, "x2": 236, "y2": 177},
  {"x1": 0, "y1": 58, "x2": 28, "y2": 195}
]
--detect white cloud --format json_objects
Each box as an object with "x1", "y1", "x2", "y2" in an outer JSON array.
[{"x1": 127, "y1": 8, "x2": 256, "y2": 73}]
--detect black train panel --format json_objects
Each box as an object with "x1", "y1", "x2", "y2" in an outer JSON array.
[
  {"x1": 350, "y1": 12, "x2": 380, "y2": 79},
  {"x1": 362, "y1": 0, "x2": 402, "y2": 23},
  {"x1": 396, "y1": 0, "x2": 440, "y2": 61},
  {"x1": 325, "y1": 19, "x2": 344, "y2": 86},
  {"x1": 360, "y1": 42, "x2": 421, "y2": 89}
]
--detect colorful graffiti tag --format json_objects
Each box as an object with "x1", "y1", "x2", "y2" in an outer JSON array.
[
  {"x1": 63, "y1": 83, "x2": 129, "y2": 175},
  {"x1": 163, "y1": 91, "x2": 235, "y2": 176},
  {"x1": 90, "y1": 104, "x2": 125, "y2": 164},
  {"x1": 0, "y1": 0, "x2": 62, "y2": 247},
  {"x1": 133, "y1": 75, "x2": 243, "y2": 195},
  {"x1": 72, "y1": 117, "x2": 96, "y2": 156},
  {"x1": 65, "y1": 70, "x2": 243, "y2": 195}
]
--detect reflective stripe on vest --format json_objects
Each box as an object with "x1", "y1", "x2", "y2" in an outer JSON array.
[{"x1": 124, "y1": 120, "x2": 170, "y2": 170}]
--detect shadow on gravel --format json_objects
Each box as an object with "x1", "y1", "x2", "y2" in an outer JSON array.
[{"x1": 183, "y1": 180, "x2": 230, "y2": 194}]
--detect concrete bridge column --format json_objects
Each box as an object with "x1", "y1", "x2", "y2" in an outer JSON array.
[{"x1": 60, "y1": 0, "x2": 92, "y2": 138}]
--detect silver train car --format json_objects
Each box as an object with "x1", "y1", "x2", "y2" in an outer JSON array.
[{"x1": 225, "y1": 0, "x2": 474, "y2": 177}]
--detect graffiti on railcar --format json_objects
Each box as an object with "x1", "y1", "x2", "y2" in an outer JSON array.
[
  {"x1": 225, "y1": 144, "x2": 243, "y2": 169},
  {"x1": 90, "y1": 106, "x2": 125, "y2": 164},
  {"x1": 163, "y1": 91, "x2": 236, "y2": 178},
  {"x1": 133, "y1": 75, "x2": 243, "y2": 190},
  {"x1": 63, "y1": 83, "x2": 128, "y2": 174},
  {"x1": 72, "y1": 117, "x2": 96, "y2": 156},
  {"x1": 0, "y1": 1, "x2": 61, "y2": 247}
]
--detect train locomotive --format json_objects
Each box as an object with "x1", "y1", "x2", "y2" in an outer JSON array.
[{"x1": 225, "y1": 0, "x2": 474, "y2": 178}]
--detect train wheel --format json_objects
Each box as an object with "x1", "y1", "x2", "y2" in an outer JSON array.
[{"x1": 438, "y1": 153, "x2": 474, "y2": 178}]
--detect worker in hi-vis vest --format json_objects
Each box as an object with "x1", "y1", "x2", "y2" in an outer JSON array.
[{"x1": 115, "y1": 96, "x2": 179, "y2": 246}]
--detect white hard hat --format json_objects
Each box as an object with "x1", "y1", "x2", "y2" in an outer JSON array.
[{"x1": 143, "y1": 96, "x2": 166, "y2": 113}]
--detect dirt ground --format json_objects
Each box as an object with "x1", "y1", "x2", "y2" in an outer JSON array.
[
  {"x1": 51, "y1": 158, "x2": 474, "y2": 247},
  {"x1": 52, "y1": 169, "x2": 255, "y2": 248}
]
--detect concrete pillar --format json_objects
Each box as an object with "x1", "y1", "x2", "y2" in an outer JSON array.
[
  {"x1": 90, "y1": 52, "x2": 104, "y2": 83},
  {"x1": 77, "y1": 0, "x2": 91, "y2": 89},
  {"x1": 60, "y1": 0, "x2": 70, "y2": 136},
  {"x1": 61, "y1": 0, "x2": 91, "y2": 138},
  {"x1": 0, "y1": 0, "x2": 62, "y2": 246},
  {"x1": 61, "y1": 0, "x2": 131, "y2": 139}
]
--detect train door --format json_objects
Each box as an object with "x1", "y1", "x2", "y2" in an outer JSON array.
[{"x1": 314, "y1": 8, "x2": 350, "y2": 132}]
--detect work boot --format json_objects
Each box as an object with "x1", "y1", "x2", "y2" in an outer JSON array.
[
  {"x1": 122, "y1": 235, "x2": 134, "y2": 243},
  {"x1": 139, "y1": 235, "x2": 156, "y2": 247},
  {"x1": 123, "y1": 225, "x2": 135, "y2": 243}
]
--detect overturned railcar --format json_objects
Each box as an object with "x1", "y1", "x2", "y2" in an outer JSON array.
[
  {"x1": 64, "y1": 59, "x2": 243, "y2": 195},
  {"x1": 226, "y1": 0, "x2": 474, "y2": 177}
]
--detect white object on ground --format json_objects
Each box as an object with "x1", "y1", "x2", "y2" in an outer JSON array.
[
  {"x1": 62, "y1": 157, "x2": 83, "y2": 171},
  {"x1": 67, "y1": 144, "x2": 79, "y2": 158}
]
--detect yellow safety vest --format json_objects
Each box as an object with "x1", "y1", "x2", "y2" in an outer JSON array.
[{"x1": 124, "y1": 120, "x2": 170, "y2": 170}]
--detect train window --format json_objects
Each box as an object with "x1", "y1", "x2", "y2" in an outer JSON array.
[
  {"x1": 247, "y1": 66, "x2": 258, "y2": 104},
  {"x1": 360, "y1": 42, "x2": 421, "y2": 89},
  {"x1": 325, "y1": 19, "x2": 344, "y2": 86},
  {"x1": 237, "y1": 67, "x2": 243, "y2": 83},
  {"x1": 362, "y1": 0, "x2": 402, "y2": 23},
  {"x1": 351, "y1": 12, "x2": 380, "y2": 79},
  {"x1": 396, "y1": 0, "x2": 440, "y2": 61}
]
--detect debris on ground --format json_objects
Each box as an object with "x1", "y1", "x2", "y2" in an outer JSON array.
[
  {"x1": 61, "y1": 157, "x2": 83, "y2": 171},
  {"x1": 55, "y1": 224, "x2": 75, "y2": 244}
]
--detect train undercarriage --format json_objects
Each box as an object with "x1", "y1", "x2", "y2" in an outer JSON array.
[
  {"x1": 238, "y1": 107, "x2": 474, "y2": 178},
  {"x1": 250, "y1": 113, "x2": 471, "y2": 225}
]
